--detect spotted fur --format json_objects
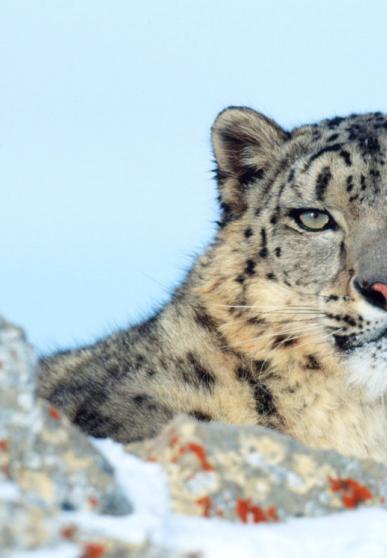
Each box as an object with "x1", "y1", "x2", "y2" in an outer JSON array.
[{"x1": 39, "y1": 107, "x2": 387, "y2": 462}]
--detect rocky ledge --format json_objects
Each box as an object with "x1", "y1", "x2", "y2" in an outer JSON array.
[
  {"x1": 131, "y1": 416, "x2": 387, "y2": 523},
  {"x1": 1, "y1": 316, "x2": 387, "y2": 556}
]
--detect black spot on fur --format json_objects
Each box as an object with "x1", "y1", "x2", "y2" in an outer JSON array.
[
  {"x1": 275, "y1": 247, "x2": 282, "y2": 258},
  {"x1": 245, "y1": 259, "x2": 256, "y2": 275},
  {"x1": 312, "y1": 130, "x2": 322, "y2": 141},
  {"x1": 327, "y1": 116, "x2": 344, "y2": 129},
  {"x1": 254, "y1": 360, "x2": 270, "y2": 373},
  {"x1": 346, "y1": 175, "x2": 354, "y2": 192},
  {"x1": 186, "y1": 352, "x2": 216, "y2": 391},
  {"x1": 333, "y1": 334, "x2": 352, "y2": 350},
  {"x1": 240, "y1": 167, "x2": 265, "y2": 186},
  {"x1": 315, "y1": 166, "x2": 332, "y2": 200},
  {"x1": 135, "y1": 354, "x2": 145, "y2": 367},
  {"x1": 305, "y1": 354, "x2": 321, "y2": 370},
  {"x1": 360, "y1": 136, "x2": 381, "y2": 155},
  {"x1": 266, "y1": 272, "x2": 277, "y2": 281},
  {"x1": 253, "y1": 383, "x2": 277, "y2": 416},
  {"x1": 339, "y1": 150, "x2": 352, "y2": 166},
  {"x1": 342, "y1": 315, "x2": 357, "y2": 327},
  {"x1": 327, "y1": 313, "x2": 357, "y2": 327},
  {"x1": 49, "y1": 376, "x2": 108, "y2": 412},
  {"x1": 235, "y1": 274, "x2": 245, "y2": 284},
  {"x1": 189, "y1": 410, "x2": 212, "y2": 422},
  {"x1": 194, "y1": 307, "x2": 219, "y2": 333},
  {"x1": 272, "y1": 335, "x2": 297, "y2": 348},
  {"x1": 218, "y1": 201, "x2": 233, "y2": 228},
  {"x1": 247, "y1": 317, "x2": 266, "y2": 326},
  {"x1": 133, "y1": 394, "x2": 152, "y2": 405},
  {"x1": 327, "y1": 133, "x2": 339, "y2": 142},
  {"x1": 306, "y1": 143, "x2": 341, "y2": 168},
  {"x1": 236, "y1": 366, "x2": 250, "y2": 382},
  {"x1": 287, "y1": 169, "x2": 295, "y2": 182},
  {"x1": 259, "y1": 227, "x2": 268, "y2": 258},
  {"x1": 285, "y1": 382, "x2": 300, "y2": 395},
  {"x1": 244, "y1": 227, "x2": 253, "y2": 238},
  {"x1": 73, "y1": 407, "x2": 121, "y2": 439},
  {"x1": 235, "y1": 367, "x2": 277, "y2": 416}
]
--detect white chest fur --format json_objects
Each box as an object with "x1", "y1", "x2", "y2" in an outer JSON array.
[
  {"x1": 286, "y1": 369, "x2": 387, "y2": 463},
  {"x1": 345, "y1": 335, "x2": 387, "y2": 400}
]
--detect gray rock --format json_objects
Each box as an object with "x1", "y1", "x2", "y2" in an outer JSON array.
[
  {"x1": 0, "y1": 498, "x2": 56, "y2": 551},
  {"x1": 0, "y1": 317, "x2": 131, "y2": 552},
  {"x1": 130, "y1": 415, "x2": 387, "y2": 523}
]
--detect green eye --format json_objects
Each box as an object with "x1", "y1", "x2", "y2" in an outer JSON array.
[{"x1": 290, "y1": 208, "x2": 336, "y2": 231}]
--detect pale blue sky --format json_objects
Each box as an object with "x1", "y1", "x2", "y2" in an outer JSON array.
[{"x1": 1, "y1": 0, "x2": 387, "y2": 352}]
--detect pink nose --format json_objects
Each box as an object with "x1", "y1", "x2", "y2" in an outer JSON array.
[{"x1": 370, "y1": 282, "x2": 387, "y2": 309}]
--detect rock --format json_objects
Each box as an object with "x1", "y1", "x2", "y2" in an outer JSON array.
[
  {"x1": 0, "y1": 497, "x2": 56, "y2": 550},
  {"x1": 130, "y1": 415, "x2": 387, "y2": 523},
  {"x1": 9, "y1": 398, "x2": 130, "y2": 515},
  {"x1": 0, "y1": 317, "x2": 131, "y2": 553}
]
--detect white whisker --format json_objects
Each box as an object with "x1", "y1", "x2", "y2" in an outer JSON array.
[{"x1": 220, "y1": 316, "x2": 322, "y2": 328}]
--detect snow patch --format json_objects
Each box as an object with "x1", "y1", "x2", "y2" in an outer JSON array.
[{"x1": 11, "y1": 544, "x2": 78, "y2": 558}]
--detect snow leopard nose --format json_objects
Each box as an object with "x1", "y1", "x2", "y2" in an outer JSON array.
[{"x1": 354, "y1": 279, "x2": 387, "y2": 311}]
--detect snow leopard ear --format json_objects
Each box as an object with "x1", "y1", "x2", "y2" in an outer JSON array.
[{"x1": 212, "y1": 106, "x2": 288, "y2": 223}]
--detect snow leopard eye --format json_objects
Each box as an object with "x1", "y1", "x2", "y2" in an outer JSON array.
[{"x1": 290, "y1": 208, "x2": 336, "y2": 231}]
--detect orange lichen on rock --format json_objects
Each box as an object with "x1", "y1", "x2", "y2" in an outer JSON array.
[
  {"x1": 196, "y1": 495, "x2": 225, "y2": 518},
  {"x1": 329, "y1": 477, "x2": 373, "y2": 509},
  {"x1": 88, "y1": 496, "x2": 99, "y2": 509},
  {"x1": 81, "y1": 542, "x2": 106, "y2": 558},
  {"x1": 169, "y1": 433, "x2": 180, "y2": 448},
  {"x1": 0, "y1": 439, "x2": 8, "y2": 452},
  {"x1": 178, "y1": 442, "x2": 214, "y2": 471},
  {"x1": 235, "y1": 498, "x2": 279, "y2": 524},
  {"x1": 60, "y1": 524, "x2": 78, "y2": 540},
  {"x1": 196, "y1": 495, "x2": 212, "y2": 517},
  {"x1": 49, "y1": 406, "x2": 61, "y2": 420}
]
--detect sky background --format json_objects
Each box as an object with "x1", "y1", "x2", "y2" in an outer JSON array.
[{"x1": 1, "y1": 0, "x2": 387, "y2": 353}]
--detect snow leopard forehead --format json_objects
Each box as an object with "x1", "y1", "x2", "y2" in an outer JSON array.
[{"x1": 285, "y1": 112, "x2": 387, "y2": 209}]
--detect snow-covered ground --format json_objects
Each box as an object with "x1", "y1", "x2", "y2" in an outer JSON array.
[{"x1": 22, "y1": 438, "x2": 386, "y2": 558}]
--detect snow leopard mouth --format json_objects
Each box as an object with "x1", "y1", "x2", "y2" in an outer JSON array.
[{"x1": 333, "y1": 326, "x2": 387, "y2": 352}]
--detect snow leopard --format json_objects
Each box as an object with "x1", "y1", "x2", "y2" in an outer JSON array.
[{"x1": 38, "y1": 106, "x2": 387, "y2": 462}]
